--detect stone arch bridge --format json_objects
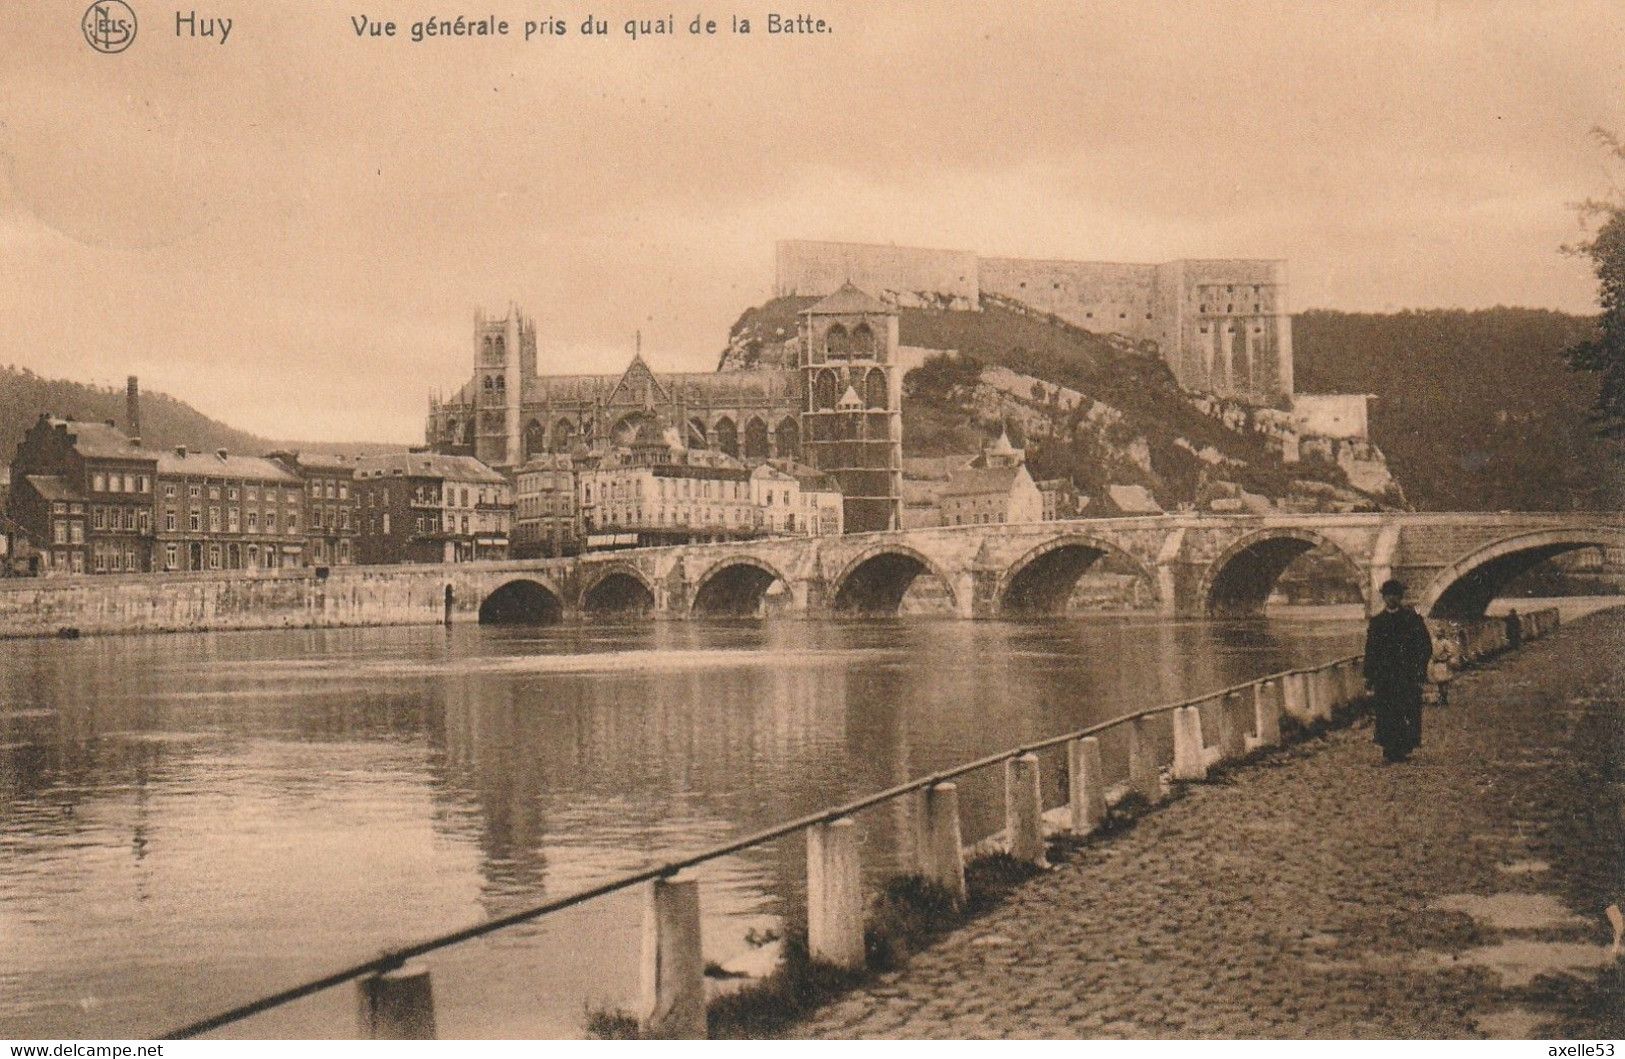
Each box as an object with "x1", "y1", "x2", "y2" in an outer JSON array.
[{"x1": 406, "y1": 512, "x2": 1624, "y2": 625}]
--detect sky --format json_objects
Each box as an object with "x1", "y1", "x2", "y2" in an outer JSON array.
[{"x1": 3, "y1": 0, "x2": 1623, "y2": 442}]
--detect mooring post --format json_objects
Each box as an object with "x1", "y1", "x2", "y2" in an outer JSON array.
[
  {"x1": 1128, "y1": 715, "x2": 1162, "y2": 801},
  {"x1": 1171, "y1": 706, "x2": 1207, "y2": 781},
  {"x1": 1253, "y1": 679, "x2": 1282, "y2": 748},
  {"x1": 1219, "y1": 691, "x2": 1248, "y2": 762},
  {"x1": 924, "y1": 782, "x2": 967, "y2": 905},
  {"x1": 1067, "y1": 736, "x2": 1107, "y2": 834},
  {"x1": 1281, "y1": 671, "x2": 1310, "y2": 724},
  {"x1": 1313, "y1": 667, "x2": 1335, "y2": 721},
  {"x1": 807, "y1": 817, "x2": 865, "y2": 970},
  {"x1": 1004, "y1": 753, "x2": 1047, "y2": 867},
  {"x1": 640, "y1": 872, "x2": 706, "y2": 1039},
  {"x1": 356, "y1": 962, "x2": 437, "y2": 1040}
]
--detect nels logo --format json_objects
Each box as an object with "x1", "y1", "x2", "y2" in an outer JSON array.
[{"x1": 82, "y1": 0, "x2": 137, "y2": 53}]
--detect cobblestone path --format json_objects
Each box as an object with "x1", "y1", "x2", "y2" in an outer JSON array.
[{"x1": 791, "y1": 609, "x2": 1625, "y2": 1039}]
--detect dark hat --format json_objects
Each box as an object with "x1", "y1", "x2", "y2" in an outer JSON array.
[{"x1": 1379, "y1": 579, "x2": 1406, "y2": 596}]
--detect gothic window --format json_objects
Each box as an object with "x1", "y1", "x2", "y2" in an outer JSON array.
[
  {"x1": 494, "y1": 336, "x2": 506, "y2": 358},
  {"x1": 775, "y1": 418, "x2": 800, "y2": 459},
  {"x1": 688, "y1": 418, "x2": 708, "y2": 450},
  {"x1": 714, "y1": 417, "x2": 738, "y2": 458},
  {"x1": 814, "y1": 369, "x2": 839, "y2": 410},
  {"x1": 852, "y1": 322, "x2": 876, "y2": 358},
  {"x1": 865, "y1": 368, "x2": 888, "y2": 410},
  {"x1": 495, "y1": 374, "x2": 505, "y2": 390},
  {"x1": 743, "y1": 417, "x2": 769, "y2": 459},
  {"x1": 552, "y1": 419, "x2": 576, "y2": 453},
  {"x1": 463, "y1": 421, "x2": 475, "y2": 447},
  {"x1": 524, "y1": 420, "x2": 545, "y2": 457},
  {"x1": 824, "y1": 323, "x2": 849, "y2": 358},
  {"x1": 482, "y1": 337, "x2": 493, "y2": 359},
  {"x1": 445, "y1": 418, "x2": 459, "y2": 443}
]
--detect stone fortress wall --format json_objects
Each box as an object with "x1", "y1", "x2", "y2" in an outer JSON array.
[{"x1": 777, "y1": 240, "x2": 1292, "y2": 404}]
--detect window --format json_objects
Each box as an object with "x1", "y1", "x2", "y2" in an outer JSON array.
[
  {"x1": 248, "y1": 486, "x2": 259, "y2": 502},
  {"x1": 93, "y1": 473, "x2": 106, "y2": 492},
  {"x1": 209, "y1": 486, "x2": 220, "y2": 501},
  {"x1": 138, "y1": 475, "x2": 149, "y2": 493},
  {"x1": 228, "y1": 509, "x2": 241, "y2": 533},
  {"x1": 310, "y1": 481, "x2": 321, "y2": 498},
  {"x1": 326, "y1": 482, "x2": 336, "y2": 499},
  {"x1": 95, "y1": 549, "x2": 107, "y2": 573},
  {"x1": 339, "y1": 482, "x2": 348, "y2": 500},
  {"x1": 109, "y1": 549, "x2": 121, "y2": 572},
  {"x1": 164, "y1": 484, "x2": 176, "y2": 499},
  {"x1": 228, "y1": 486, "x2": 239, "y2": 501},
  {"x1": 209, "y1": 508, "x2": 221, "y2": 533},
  {"x1": 287, "y1": 513, "x2": 297, "y2": 531},
  {"x1": 94, "y1": 507, "x2": 106, "y2": 530},
  {"x1": 69, "y1": 522, "x2": 84, "y2": 544},
  {"x1": 189, "y1": 484, "x2": 201, "y2": 499},
  {"x1": 165, "y1": 509, "x2": 177, "y2": 532},
  {"x1": 124, "y1": 508, "x2": 136, "y2": 531},
  {"x1": 267, "y1": 512, "x2": 277, "y2": 532},
  {"x1": 381, "y1": 513, "x2": 390, "y2": 535},
  {"x1": 190, "y1": 508, "x2": 201, "y2": 532},
  {"x1": 165, "y1": 544, "x2": 178, "y2": 570},
  {"x1": 208, "y1": 544, "x2": 221, "y2": 570}
]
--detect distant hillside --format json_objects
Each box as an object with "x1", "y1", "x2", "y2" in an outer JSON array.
[
  {"x1": 0, "y1": 366, "x2": 403, "y2": 463},
  {"x1": 1293, "y1": 309, "x2": 1622, "y2": 511},
  {"x1": 727, "y1": 298, "x2": 1373, "y2": 511}
]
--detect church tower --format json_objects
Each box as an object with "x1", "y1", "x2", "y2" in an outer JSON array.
[
  {"x1": 798, "y1": 284, "x2": 903, "y2": 533},
  {"x1": 471, "y1": 306, "x2": 537, "y2": 469}
]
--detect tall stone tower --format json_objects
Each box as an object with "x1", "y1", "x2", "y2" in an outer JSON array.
[
  {"x1": 798, "y1": 284, "x2": 903, "y2": 533},
  {"x1": 471, "y1": 306, "x2": 537, "y2": 468}
]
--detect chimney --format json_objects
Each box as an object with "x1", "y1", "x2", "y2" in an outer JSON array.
[{"x1": 126, "y1": 376, "x2": 141, "y2": 443}]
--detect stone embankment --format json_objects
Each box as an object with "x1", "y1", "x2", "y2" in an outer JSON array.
[{"x1": 790, "y1": 609, "x2": 1625, "y2": 1039}]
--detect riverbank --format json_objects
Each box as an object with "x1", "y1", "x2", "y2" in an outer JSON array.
[{"x1": 787, "y1": 607, "x2": 1625, "y2": 1039}]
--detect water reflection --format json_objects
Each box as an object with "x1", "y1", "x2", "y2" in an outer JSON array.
[{"x1": 0, "y1": 612, "x2": 1364, "y2": 1038}]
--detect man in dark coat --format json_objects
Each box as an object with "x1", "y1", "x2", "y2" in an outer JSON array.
[{"x1": 1363, "y1": 579, "x2": 1434, "y2": 763}]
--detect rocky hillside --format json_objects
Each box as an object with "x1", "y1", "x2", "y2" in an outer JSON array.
[{"x1": 724, "y1": 298, "x2": 1391, "y2": 513}]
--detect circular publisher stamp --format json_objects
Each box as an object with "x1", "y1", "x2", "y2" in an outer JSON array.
[{"x1": 82, "y1": 0, "x2": 137, "y2": 53}]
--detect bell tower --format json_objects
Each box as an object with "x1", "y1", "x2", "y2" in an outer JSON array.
[
  {"x1": 471, "y1": 305, "x2": 537, "y2": 469},
  {"x1": 798, "y1": 283, "x2": 902, "y2": 533}
]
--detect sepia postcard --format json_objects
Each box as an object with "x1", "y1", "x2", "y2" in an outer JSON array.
[{"x1": 1, "y1": 0, "x2": 1622, "y2": 1046}]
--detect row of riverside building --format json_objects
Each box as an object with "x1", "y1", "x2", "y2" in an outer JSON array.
[{"x1": 3, "y1": 384, "x2": 845, "y2": 577}]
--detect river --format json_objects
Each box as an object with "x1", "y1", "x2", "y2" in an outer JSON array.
[{"x1": 0, "y1": 607, "x2": 1442, "y2": 1038}]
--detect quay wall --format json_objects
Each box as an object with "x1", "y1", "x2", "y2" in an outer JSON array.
[{"x1": 0, "y1": 568, "x2": 456, "y2": 639}]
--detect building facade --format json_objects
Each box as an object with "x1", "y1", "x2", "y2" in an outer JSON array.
[
  {"x1": 269, "y1": 452, "x2": 360, "y2": 568},
  {"x1": 512, "y1": 453, "x2": 578, "y2": 558},
  {"x1": 355, "y1": 452, "x2": 512, "y2": 565},
  {"x1": 154, "y1": 448, "x2": 306, "y2": 572},
  {"x1": 7, "y1": 416, "x2": 157, "y2": 575}
]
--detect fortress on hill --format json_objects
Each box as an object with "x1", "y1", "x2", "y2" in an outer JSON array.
[{"x1": 774, "y1": 239, "x2": 1294, "y2": 404}]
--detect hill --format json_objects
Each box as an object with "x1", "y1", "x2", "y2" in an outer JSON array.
[
  {"x1": 0, "y1": 365, "x2": 403, "y2": 463},
  {"x1": 1293, "y1": 309, "x2": 1622, "y2": 511},
  {"x1": 725, "y1": 298, "x2": 1375, "y2": 512}
]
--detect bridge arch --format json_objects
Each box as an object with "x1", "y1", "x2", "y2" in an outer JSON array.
[
  {"x1": 580, "y1": 563, "x2": 657, "y2": 617},
  {"x1": 690, "y1": 556, "x2": 793, "y2": 618},
  {"x1": 479, "y1": 578, "x2": 566, "y2": 625},
  {"x1": 831, "y1": 544, "x2": 960, "y2": 616},
  {"x1": 1418, "y1": 527, "x2": 1625, "y2": 619},
  {"x1": 998, "y1": 534, "x2": 1160, "y2": 615},
  {"x1": 1199, "y1": 528, "x2": 1367, "y2": 617}
]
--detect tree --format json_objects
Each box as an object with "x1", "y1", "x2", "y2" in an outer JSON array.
[{"x1": 1563, "y1": 128, "x2": 1625, "y2": 440}]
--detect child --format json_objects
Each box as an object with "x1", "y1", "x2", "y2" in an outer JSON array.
[{"x1": 1429, "y1": 627, "x2": 1462, "y2": 706}]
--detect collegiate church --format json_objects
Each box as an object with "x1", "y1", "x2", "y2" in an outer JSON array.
[{"x1": 426, "y1": 285, "x2": 904, "y2": 533}]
